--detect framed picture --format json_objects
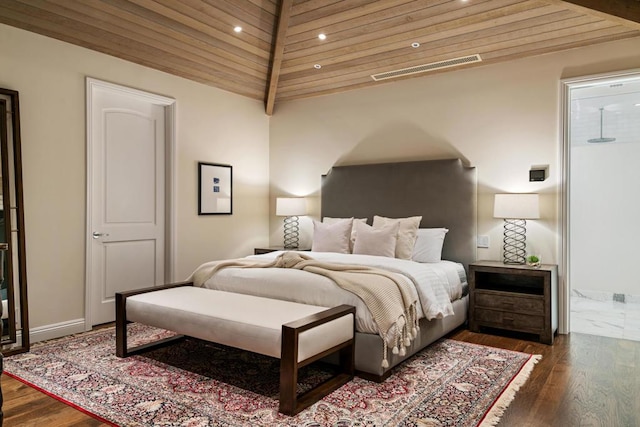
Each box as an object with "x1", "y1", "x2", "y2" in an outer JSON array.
[{"x1": 198, "y1": 162, "x2": 232, "y2": 215}]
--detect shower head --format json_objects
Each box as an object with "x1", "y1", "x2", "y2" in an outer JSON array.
[
  {"x1": 588, "y1": 137, "x2": 617, "y2": 143},
  {"x1": 588, "y1": 107, "x2": 616, "y2": 143}
]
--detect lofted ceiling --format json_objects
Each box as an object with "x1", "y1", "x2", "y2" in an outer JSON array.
[{"x1": 0, "y1": 1, "x2": 639, "y2": 115}]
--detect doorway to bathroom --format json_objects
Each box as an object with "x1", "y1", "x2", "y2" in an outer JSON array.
[{"x1": 564, "y1": 70, "x2": 640, "y2": 341}]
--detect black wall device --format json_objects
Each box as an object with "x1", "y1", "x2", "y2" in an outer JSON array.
[{"x1": 529, "y1": 166, "x2": 548, "y2": 182}]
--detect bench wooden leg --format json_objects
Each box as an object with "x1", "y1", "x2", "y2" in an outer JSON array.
[
  {"x1": 115, "y1": 292, "x2": 128, "y2": 357},
  {"x1": 279, "y1": 305, "x2": 355, "y2": 416},
  {"x1": 279, "y1": 326, "x2": 298, "y2": 415}
]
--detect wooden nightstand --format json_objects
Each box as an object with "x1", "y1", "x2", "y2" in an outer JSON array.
[
  {"x1": 254, "y1": 247, "x2": 310, "y2": 255},
  {"x1": 468, "y1": 261, "x2": 558, "y2": 344},
  {"x1": 254, "y1": 246, "x2": 285, "y2": 255}
]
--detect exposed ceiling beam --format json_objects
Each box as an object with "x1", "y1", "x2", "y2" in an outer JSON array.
[
  {"x1": 265, "y1": 0, "x2": 293, "y2": 116},
  {"x1": 552, "y1": 0, "x2": 640, "y2": 30}
]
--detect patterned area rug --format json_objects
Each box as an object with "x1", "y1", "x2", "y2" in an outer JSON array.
[{"x1": 4, "y1": 324, "x2": 540, "y2": 426}]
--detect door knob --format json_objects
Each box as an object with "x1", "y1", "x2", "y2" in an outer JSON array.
[{"x1": 92, "y1": 231, "x2": 110, "y2": 239}]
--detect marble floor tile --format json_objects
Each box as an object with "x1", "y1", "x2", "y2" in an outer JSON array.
[
  {"x1": 571, "y1": 295, "x2": 640, "y2": 342},
  {"x1": 571, "y1": 297, "x2": 625, "y2": 313},
  {"x1": 625, "y1": 294, "x2": 640, "y2": 304},
  {"x1": 571, "y1": 289, "x2": 613, "y2": 302},
  {"x1": 625, "y1": 302, "x2": 640, "y2": 315},
  {"x1": 625, "y1": 310, "x2": 640, "y2": 330},
  {"x1": 571, "y1": 313, "x2": 625, "y2": 339},
  {"x1": 623, "y1": 328, "x2": 640, "y2": 341}
]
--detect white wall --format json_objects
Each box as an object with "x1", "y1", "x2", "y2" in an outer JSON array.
[{"x1": 0, "y1": 24, "x2": 270, "y2": 335}]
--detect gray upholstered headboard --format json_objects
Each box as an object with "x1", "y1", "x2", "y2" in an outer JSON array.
[{"x1": 321, "y1": 159, "x2": 477, "y2": 270}]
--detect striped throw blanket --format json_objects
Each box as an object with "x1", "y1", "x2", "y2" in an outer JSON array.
[{"x1": 189, "y1": 251, "x2": 419, "y2": 368}]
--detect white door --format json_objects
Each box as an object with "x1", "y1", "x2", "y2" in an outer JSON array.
[{"x1": 86, "y1": 79, "x2": 172, "y2": 326}]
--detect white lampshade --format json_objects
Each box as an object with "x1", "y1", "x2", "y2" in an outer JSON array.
[
  {"x1": 494, "y1": 193, "x2": 540, "y2": 219},
  {"x1": 276, "y1": 197, "x2": 307, "y2": 216}
]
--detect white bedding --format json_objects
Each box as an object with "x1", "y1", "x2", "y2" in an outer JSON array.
[{"x1": 196, "y1": 251, "x2": 466, "y2": 336}]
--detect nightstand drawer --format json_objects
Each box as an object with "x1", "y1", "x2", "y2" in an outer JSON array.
[
  {"x1": 475, "y1": 292, "x2": 544, "y2": 314},
  {"x1": 475, "y1": 308, "x2": 544, "y2": 331}
]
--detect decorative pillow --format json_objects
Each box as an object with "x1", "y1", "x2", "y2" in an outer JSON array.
[
  {"x1": 372, "y1": 215, "x2": 422, "y2": 260},
  {"x1": 311, "y1": 218, "x2": 353, "y2": 253},
  {"x1": 323, "y1": 217, "x2": 367, "y2": 252},
  {"x1": 412, "y1": 228, "x2": 449, "y2": 263},
  {"x1": 352, "y1": 221, "x2": 399, "y2": 258}
]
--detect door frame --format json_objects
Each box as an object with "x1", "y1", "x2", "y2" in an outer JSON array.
[
  {"x1": 559, "y1": 67, "x2": 640, "y2": 335},
  {"x1": 84, "y1": 77, "x2": 177, "y2": 330}
]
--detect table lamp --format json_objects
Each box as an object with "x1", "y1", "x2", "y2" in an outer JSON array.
[
  {"x1": 494, "y1": 193, "x2": 540, "y2": 264},
  {"x1": 276, "y1": 197, "x2": 307, "y2": 249}
]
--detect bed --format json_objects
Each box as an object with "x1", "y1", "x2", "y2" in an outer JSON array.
[{"x1": 193, "y1": 159, "x2": 477, "y2": 381}]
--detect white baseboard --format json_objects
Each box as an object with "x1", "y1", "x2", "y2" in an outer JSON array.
[{"x1": 30, "y1": 318, "x2": 86, "y2": 343}]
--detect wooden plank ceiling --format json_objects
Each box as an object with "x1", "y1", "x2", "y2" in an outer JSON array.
[{"x1": 1, "y1": 0, "x2": 639, "y2": 115}]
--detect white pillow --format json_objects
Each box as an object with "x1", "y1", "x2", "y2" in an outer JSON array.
[
  {"x1": 323, "y1": 217, "x2": 367, "y2": 252},
  {"x1": 311, "y1": 218, "x2": 353, "y2": 253},
  {"x1": 372, "y1": 215, "x2": 422, "y2": 260},
  {"x1": 412, "y1": 228, "x2": 449, "y2": 263},
  {"x1": 352, "y1": 221, "x2": 399, "y2": 257}
]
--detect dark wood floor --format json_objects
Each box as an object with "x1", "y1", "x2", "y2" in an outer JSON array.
[
  {"x1": 453, "y1": 330, "x2": 640, "y2": 427},
  {"x1": 2, "y1": 329, "x2": 639, "y2": 426}
]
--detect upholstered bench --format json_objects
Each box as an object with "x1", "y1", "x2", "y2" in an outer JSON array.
[{"x1": 115, "y1": 282, "x2": 355, "y2": 415}]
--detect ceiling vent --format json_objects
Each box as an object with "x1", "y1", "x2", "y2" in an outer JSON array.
[{"x1": 371, "y1": 54, "x2": 482, "y2": 81}]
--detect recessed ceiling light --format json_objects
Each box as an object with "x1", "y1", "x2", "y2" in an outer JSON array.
[
  {"x1": 318, "y1": 33, "x2": 327, "y2": 41},
  {"x1": 233, "y1": 26, "x2": 242, "y2": 33},
  {"x1": 636, "y1": 103, "x2": 640, "y2": 107},
  {"x1": 314, "y1": 64, "x2": 322, "y2": 69},
  {"x1": 411, "y1": 42, "x2": 420, "y2": 48}
]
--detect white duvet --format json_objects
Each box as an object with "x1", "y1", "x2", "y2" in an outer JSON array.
[{"x1": 196, "y1": 251, "x2": 467, "y2": 335}]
